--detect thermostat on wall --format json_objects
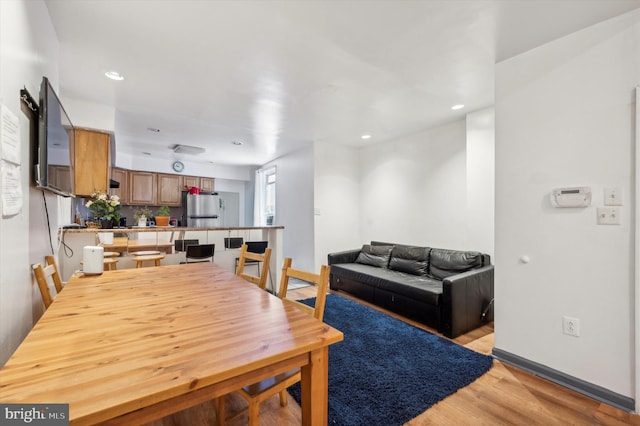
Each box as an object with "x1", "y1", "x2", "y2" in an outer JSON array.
[{"x1": 550, "y1": 186, "x2": 591, "y2": 208}]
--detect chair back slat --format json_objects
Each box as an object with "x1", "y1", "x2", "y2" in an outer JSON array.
[
  {"x1": 32, "y1": 263, "x2": 57, "y2": 309},
  {"x1": 236, "y1": 244, "x2": 272, "y2": 290},
  {"x1": 277, "y1": 258, "x2": 330, "y2": 321},
  {"x1": 45, "y1": 255, "x2": 64, "y2": 293},
  {"x1": 185, "y1": 244, "x2": 215, "y2": 263}
]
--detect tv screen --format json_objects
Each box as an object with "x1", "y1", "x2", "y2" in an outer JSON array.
[{"x1": 35, "y1": 76, "x2": 75, "y2": 197}]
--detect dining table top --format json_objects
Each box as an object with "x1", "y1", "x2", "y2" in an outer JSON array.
[{"x1": 0, "y1": 262, "x2": 343, "y2": 425}]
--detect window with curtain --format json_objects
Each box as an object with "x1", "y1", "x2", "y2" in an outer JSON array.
[{"x1": 254, "y1": 167, "x2": 276, "y2": 226}]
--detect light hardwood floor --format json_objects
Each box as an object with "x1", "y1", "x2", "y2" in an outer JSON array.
[{"x1": 147, "y1": 287, "x2": 640, "y2": 426}]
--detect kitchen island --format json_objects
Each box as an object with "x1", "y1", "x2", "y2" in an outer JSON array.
[{"x1": 58, "y1": 226, "x2": 284, "y2": 293}]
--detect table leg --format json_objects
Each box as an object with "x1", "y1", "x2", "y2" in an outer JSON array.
[
  {"x1": 214, "y1": 397, "x2": 225, "y2": 426},
  {"x1": 300, "y1": 346, "x2": 329, "y2": 426}
]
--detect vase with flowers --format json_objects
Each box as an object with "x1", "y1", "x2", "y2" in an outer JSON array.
[
  {"x1": 133, "y1": 206, "x2": 153, "y2": 227},
  {"x1": 85, "y1": 191, "x2": 122, "y2": 229}
]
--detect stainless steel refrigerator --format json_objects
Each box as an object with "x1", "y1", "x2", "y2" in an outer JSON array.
[{"x1": 185, "y1": 193, "x2": 220, "y2": 227}]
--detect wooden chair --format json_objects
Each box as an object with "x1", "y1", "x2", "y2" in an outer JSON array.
[
  {"x1": 216, "y1": 258, "x2": 330, "y2": 426},
  {"x1": 234, "y1": 241, "x2": 268, "y2": 274},
  {"x1": 235, "y1": 244, "x2": 272, "y2": 290},
  {"x1": 32, "y1": 256, "x2": 66, "y2": 309}
]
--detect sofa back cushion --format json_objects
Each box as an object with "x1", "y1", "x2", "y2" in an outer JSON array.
[
  {"x1": 355, "y1": 244, "x2": 394, "y2": 268},
  {"x1": 429, "y1": 248, "x2": 483, "y2": 280},
  {"x1": 388, "y1": 246, "x2": 430, "y2": 276}
]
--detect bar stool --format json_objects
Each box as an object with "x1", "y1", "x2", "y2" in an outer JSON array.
[
  {"x1": 103, "y1": 258, "x2": 119, "y2": 271},
  {"x1": 80, "y1": 258, "x2": 120, "y2": 272},
  {"x1": 132, "y1": 254, "x2": 165, "y2": 268}
]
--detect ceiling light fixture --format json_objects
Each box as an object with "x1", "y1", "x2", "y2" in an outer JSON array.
[
  {"x1": 104, "y1": 71, "x2": 124, "y2": 81},
  {"x1": 147, "y1": 127, "x2": 160, "y2": 133},
  {"x1": 172, "y1": 144, "x2": 205, "y2": 155},
  {"x1": 361, "y1": 134, "x2": 372, "y2": 140},
  {"x1": 232, "y1": 141, "x2": 243, "y2": 146},
  {"x1": 451, "y1": 104, "x2": 464, "y2": 110},
  {"x1": 142, "y1": 152, "x2": 151, "y2": 156}
]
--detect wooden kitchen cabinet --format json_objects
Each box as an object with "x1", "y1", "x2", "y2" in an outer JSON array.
[
  {"x1": 129, "y1": 171, "x2": 156, "y2": 205},
  {"x1": 157, "y1": 174, "x2": 182, "y2": 206},
  {"x1": 74, "y1": 129, "x2": 110, "y2": 196},
  {"x1": 200, "y1": 177, "x2": 215, "y2": 192},
  {"x1": 182, "y1": 176, "x2": 199, "y2": 190},
  {"x1": 110, "y1": 168, "x2": 129, "y2": 203}
]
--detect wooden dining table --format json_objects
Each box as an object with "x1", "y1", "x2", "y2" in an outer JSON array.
[{"x1": 0, "y1": 262, "x2": 343, "y2": 425}]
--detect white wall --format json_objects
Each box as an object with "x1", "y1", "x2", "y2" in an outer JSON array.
[
  {"x1": 115, "y1": 151, "x2": 253, "y2": 181},
  {"x1": 263, "y1": 146, "x2": 315, "y2": 271},
  {"x1": 0, "y1": 0, "x2": 61, "y2": 365},
  {"x1": 313, "y1": 142, "x2": 361, "y2": 269},
  {"x1": 61, "y1": 98, "x2": 116, "y2": 133},
  {"x1": 495, "y1": 10, "x2": 639, "y2": 398},
  {"x1": 466, "y1": 108, "x2": 495, "y2": 258},
  {"x1": 359, "y1": 120, "x2": 472, "y2": 250},
  {"x1": 214, "y1": 177, "x2": 247, "y2": 226}
]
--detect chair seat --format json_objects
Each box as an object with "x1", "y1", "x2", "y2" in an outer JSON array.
[
  {"x1": 132, "y1": 254, "x2": 165, "y2": 268},
  {"x1": 240, "y1": 369, "x2": 300, "y2": 397}
]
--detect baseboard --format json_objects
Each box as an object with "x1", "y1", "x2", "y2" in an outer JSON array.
[{"x1": 492, "y1": 347, "x2": 635, "y2": 412}]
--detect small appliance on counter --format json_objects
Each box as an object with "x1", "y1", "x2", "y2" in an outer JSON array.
[{"x1": 83, "y1": 246, "x2": 104, "y2": 275}]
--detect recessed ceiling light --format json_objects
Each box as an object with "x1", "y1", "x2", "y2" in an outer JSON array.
[
  {"x1": 451, "y1": 104, "x2": 464, "y2": 110},
  {"x1": 232, "y1": 141, "x2": 243, "y2": 145},
  {"x1": 104, "y1": 71, "x2": 124, "y2": 81},
  {"x1": 361, "y1": 134, "x2": 372, "y2": 140},
  {"x1": 147, "y1": 127, "x2": 160, "y2": 133}
]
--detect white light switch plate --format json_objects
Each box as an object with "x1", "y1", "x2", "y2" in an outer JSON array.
[{"x1": 604, "y1": 187, "x2": 623, "y2": 206}]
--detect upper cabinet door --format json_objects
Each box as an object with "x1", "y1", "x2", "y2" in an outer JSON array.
[
  {"x1": 110, "y1": 168, "x2": 129, "y2": 204},
  {"x1": 74, "y1": 129, "x2": 110, "y2": 197},
  {"x1": 200, "y1": 177, "x2": 215, "y2": 192},
  {"x1": 129, "y1": 171, "x2": 157, "y2": 205},
  {"x1": 157, "y1": 174, "x2": 182, "y2": 206},
  {"x1": 182, "y1": 176, "x2": 200, "y2": 190}
]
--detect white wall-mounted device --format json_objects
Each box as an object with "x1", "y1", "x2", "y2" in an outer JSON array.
[{"x1": 550, "y1": 186, "x2": 591, "y2": 208}]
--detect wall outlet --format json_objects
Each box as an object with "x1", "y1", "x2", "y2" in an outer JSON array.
[
  {"x1": 563, "y1": 316, "x2": 580, "y2": 337},
  {"x1": 597, "y1": 207, "x2": 621, "y2": 225}
]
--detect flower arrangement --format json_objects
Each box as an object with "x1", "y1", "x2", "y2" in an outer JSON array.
[{"x1": 85, "y1": 191, "x2": 121, "y2": 222}]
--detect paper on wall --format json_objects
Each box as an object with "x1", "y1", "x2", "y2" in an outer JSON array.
[
  {"x1": 1, "y1": 161, "x2": 22, "y2": 217},
  {"x1": 1, "y1": 104, "x2": 21, "y2": 165}
]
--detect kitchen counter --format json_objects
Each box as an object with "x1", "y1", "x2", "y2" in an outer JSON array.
[
  {"x1": 60, "y1": 225, "x2": 284, "y2": 233},
  {"x1": 57, "y1": 226, "x2": 284, "y2": 291}
]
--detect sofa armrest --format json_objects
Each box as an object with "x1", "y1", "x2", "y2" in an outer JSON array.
[
  {"x1": 441, "y1": 265, "x2": 494, "y2": 338},
  {"x1": 327, "y1": 249, "x2": 361, "y2": 265}
]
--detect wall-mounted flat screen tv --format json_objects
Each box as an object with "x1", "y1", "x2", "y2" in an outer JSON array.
[{"x1": 35, "y1": 76, "x2": 75, "y2": 197}]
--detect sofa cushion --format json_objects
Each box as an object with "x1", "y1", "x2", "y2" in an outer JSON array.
[
  {"x1": 429, "y1": 248, "x2": 482, "y2": 280},
  {"x1": 331, "y1": 263, "x2": 442, "y2": 306},
  {"x1": 355, "y1": 244, "x2": 393, "y2": 268},
  {"x1": 388, "y1": 245, "x2": 430, "y2": 276}
]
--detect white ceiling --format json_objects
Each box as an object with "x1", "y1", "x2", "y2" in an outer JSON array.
[{"x1": 45, "y1": 0, "x2": 640, "y2": 167}]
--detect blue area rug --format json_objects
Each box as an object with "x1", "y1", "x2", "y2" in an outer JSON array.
[{"x1": 288, "y1": 294, "x2": 493, "y2": 425}]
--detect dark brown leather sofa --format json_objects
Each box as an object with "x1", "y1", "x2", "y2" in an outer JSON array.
[{"x1": 328, "y1": 241, "x2": 494, "y2": 338}]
